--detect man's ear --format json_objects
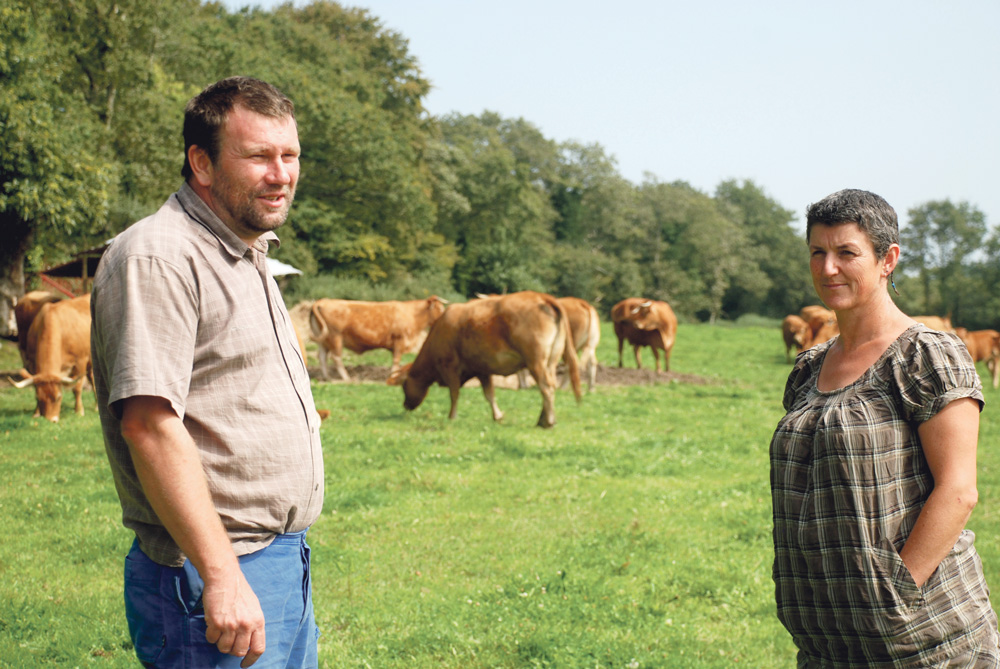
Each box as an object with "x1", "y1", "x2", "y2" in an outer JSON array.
[{"x1": 188, "y1": 145, "x2": 214, "y2": 188}]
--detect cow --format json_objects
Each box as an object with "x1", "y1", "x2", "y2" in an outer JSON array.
[
  {"x1": 309, "y1": 296, "x2": 448, "y2": 381},
  {"x1": 8, "y1": 294, "x2": 92, "y2": 422},
  {"x1": 799, "y1": 305, "x2": 833, "y2": 324},
  {"x1": 14, "y1": 290, "x2": 62, "y2": 370},
  {"x1": 911, "y1": 314, "x2": 955, "y2": 333},
  {"x1": 506, "y1": 296, "x2": 600, "y2": 392},
  {"x1": 956, "y1": 328, "x2": 1000, "y2": 389},
  {"x1": 805, "y1": 309, "x2": 839, "y2": 349},
  {"x1": 611, "y1": 298, "x2": 678, "y2": 372},
  {"x1": 782, "y1": 314, "x2": 812, "y2": 363},
  {"x1": 388, "y1": 291, "x2": 582, "y2": 427}
]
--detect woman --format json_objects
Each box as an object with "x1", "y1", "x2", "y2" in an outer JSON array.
[{"x1": 770, "y1": 189, "x2": 999, "y2": 666}]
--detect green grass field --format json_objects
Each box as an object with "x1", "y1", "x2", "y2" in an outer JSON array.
[{"x1": 2, "y1": 322, "x2": 999, "y2": 667}]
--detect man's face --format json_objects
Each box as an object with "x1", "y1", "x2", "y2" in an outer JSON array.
[{"x1": 207, "y1": 105, "x2": 301, "y2": 243}]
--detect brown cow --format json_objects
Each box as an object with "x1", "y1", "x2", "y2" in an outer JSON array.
[
  {"x1": 389, "y1": 291, "x2": 582, "y2": 427},
  {"x1": 8, "y1": 294, "x2": 92, "y2": 422},
  {"x1": 799, "y1": 305, "x2": 833, "y2": 324},
  {"x1": 956, "y1": 328, "x2": 1000, "y2": 389},
  {"x1": 509, "y1": 296, "x2": 600, "y2": 392},
  {"x1": 782, "y1": 314, "x2": 812, "y2": 363},
  {"x1": 14, "y1": 290, "x2": 62, "y2": 370},
  {"x1": 806, "y1": 311, "x2": 839, "y2": 349},
  {"x1": 309, "y1": 296, "x2": 447, "y2": 381},
  {"x1": 611, "y1": 298, "x2": 678, "y2": 372}
]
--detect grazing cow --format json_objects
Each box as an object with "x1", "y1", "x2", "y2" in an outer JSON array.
[
  {"x1": 911, "y1": 314, "x2": 955, "y2": 333},
  {"x1": 14, "y1": 291, "x2": 62, "y2": 370},
  {"x1": 309, "y1": 296, "x2": 447, "y2": 381},
  {"x1": 782, "y1": 314, "x2": 812, "y2": 363},
  {"x1": 389, "y1": 291, "x2": 582, "y2": 427},
  {"x1": 8, "y1": 294, "x2": 92, "y2": 422},
  {"x1": 611, "y1": 298, "x2": 678, "y2": 372},
  {"x1": 956, "y1": 328, "x2": 1000, "y2": 389}
]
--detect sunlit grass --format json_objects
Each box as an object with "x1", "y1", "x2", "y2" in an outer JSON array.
[{"x1": 2, "y1": 322, "x2": 998, "y2": 667}]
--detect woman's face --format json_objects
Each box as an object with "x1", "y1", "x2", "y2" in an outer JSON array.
[{"x1": 808, "y1": 222, "x2": 893, "y2": 312}]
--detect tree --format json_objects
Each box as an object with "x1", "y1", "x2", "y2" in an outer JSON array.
[
  {"x1": 714, "y1": 179, "x2": 810, "y2": 318},
  {"x1": 0, "y1": 2, "x2": 112, "y2": 335},
  {"x1": 900, "y1": 200, "x2": 988, "y2": 324}
]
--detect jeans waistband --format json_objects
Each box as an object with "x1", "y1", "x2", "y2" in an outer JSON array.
[{"x1": 271, "y1": 529, "x2": 308, "y2": 545}]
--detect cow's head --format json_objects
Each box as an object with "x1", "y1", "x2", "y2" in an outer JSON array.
[
  {"x1": 426, "y1": 296, "x2": 448, "y2": 320},
  {"x1": 8, "y1": 372, "x2": 76, "y2": 422},
  {"x1": 387, "y1": 363, "x2": 429, "y2": 411}
]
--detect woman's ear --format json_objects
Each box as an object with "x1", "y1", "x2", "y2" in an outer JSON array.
[{"x1": 883, "y1": 244, "x2": 900, "y2": 276}]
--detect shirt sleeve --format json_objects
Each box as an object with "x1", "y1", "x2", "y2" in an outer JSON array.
[
  {"x1": 94, "y1": 253, "x2": 198, "y2": 420},
  {"x1": 895, "y1": 331, "x2": 984, "y2": 424}
]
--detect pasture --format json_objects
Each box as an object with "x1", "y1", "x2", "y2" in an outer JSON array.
[{"x1": 2, "y1": 321, "x2": 999, "y2": 667}]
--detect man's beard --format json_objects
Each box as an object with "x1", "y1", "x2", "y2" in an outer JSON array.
[{"x1": 211, "y1": 172, "x2": 296, "y2": 237}]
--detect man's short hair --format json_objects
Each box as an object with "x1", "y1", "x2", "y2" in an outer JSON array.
[
  {"x1": 806, "y1": 189, "x2": 899, "y2": 260},
  {"x1": 181, "y1": 76, "x2": 295, "y2": 179}
]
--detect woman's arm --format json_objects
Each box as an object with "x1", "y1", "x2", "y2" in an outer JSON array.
[{"x1": 899, "y1": 397, "x2": 981, "y2": 587}]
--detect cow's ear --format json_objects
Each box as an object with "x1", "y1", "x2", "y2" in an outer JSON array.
[{"x1": 188, "y1": 145, "x2": 214, "y2": 188}]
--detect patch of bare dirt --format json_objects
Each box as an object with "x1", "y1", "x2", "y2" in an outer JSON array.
[{"x1": 309, "y1": 364, "x2": 711, "y2": 387}]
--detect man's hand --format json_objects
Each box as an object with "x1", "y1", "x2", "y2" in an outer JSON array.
[{"x1": 203, "y1": 566, "x2": 266, "y2": 667}]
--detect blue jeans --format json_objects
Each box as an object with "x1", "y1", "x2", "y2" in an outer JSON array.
[{"x1": 124, "y1": 531, "x2": 319, "y2": 668}]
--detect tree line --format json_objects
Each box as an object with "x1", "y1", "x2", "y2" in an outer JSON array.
[{"x1": 2, "y1": 0, "x2": 997, "y2": 334}]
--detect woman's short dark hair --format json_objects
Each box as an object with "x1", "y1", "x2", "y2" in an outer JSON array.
[
  {"x1": 181, "y1": 76, "x2": 295, "y2": 179},
  {"x1": 806, "y1": 189, "x2": 899, "y2": 259}
]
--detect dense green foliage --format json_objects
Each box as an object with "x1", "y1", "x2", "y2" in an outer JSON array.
[
  {"x1": 3, "y1": 323, "x2": 1000, "y2": 667},
  {"x1": 2, "y1": 1, "x2": 997, "y2": 328}
]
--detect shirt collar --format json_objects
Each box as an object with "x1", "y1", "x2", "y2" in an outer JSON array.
[{"x1": 176, "y1": 182, "x2": 280, "y2": 258}]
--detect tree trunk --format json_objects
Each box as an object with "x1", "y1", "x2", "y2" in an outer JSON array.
[{"x1": 0, "y1": 212, "x2": 32, "y2": 340}]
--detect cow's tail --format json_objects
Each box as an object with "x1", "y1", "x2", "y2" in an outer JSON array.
[
  {"x1": 309, "y1": 302, "x2": 329, "y2": 342},
  {"x1": 555, "y1": 301, "x2": 582, "y2": 402}
]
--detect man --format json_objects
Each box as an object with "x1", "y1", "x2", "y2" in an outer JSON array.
[{"x1": 91, "y1": 77, "x2": 324, "y2": 668}]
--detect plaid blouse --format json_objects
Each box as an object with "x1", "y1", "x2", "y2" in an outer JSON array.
[{"x1": 771, "y1": 324, "x2": 999, "y2": 667}]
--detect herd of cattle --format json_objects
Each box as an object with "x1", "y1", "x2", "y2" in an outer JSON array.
[
  {"x1": 7, "y1": 287, "x2": 998, "y2": 425},
  {"x1": 782, "y1": 306, "x2": 1000, "y2": 388},
  {"x1": 5, "y1": 289, "x2": 675, "y2": 427}
]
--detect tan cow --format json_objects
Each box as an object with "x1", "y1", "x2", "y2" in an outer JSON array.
[
  {"x1": 14, "y1": 291, "x2": 62, "y2": 370},
  {"x1": 911, "y1": 314, "x2": 955, "y2": 333},
  {"x1": 8, "y1": 294, "x2": 92, "y2": 422},
  {"x1": 508, "y1": 296, "x2": 600, "y2": 392},
  {"x1": 388, "y1": 291, "x2": 582, "y2": 427},
  {"x1": 799, "y1": 305, "x2": 833, "y2": 324},
  {"x1": 806, "y1": 311, "x2": 839, "y2": 349},
  {"x1": 611, "y1": 298, "x2": 678, "y2": 372},
  {"x1": 782, "y1": 314, "x2": 812, "y2": 363},
  {"x1": 309, "y1": 296, "x2": 447, "y2": 381},
  {"x1": 956, "y1": 328, "x2": 1000, "y2": 389}
]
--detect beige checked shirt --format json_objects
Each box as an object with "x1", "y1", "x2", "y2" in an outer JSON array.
[
  {"x1": 92, "y1": 183, "x2": 324, "y2": 567},
  {"x1": 771, "y1": 325, "x2": 998, "y2": 666}
]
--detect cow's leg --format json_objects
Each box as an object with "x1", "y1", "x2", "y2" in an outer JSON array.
[
  {"x1": 662, "y1": 346, "x2": 671, "y2": 373},
  {"x1": 616, "y1": 335, "x2": 625, "y2": 367},
  {"x1": 447, "y1": 381, "x2": 462, "y2": 420},
  {"x1": 632, "y1": 345, "x2": 643, "y2": 369},
  {"x1": 330, "y1": 337, "x2": 350, "y2": 381},
  {"x1": 651, "y1": 347, "x2": 661, "y2": 373},
  {"x1": 991, "y1": 357, "x2": 1000, "y2": 390},
  {"x1": 527, "y1": 362, "x2": 557, "y2": 428},
  {"x1": 317, "y1": 343, "x2": 330, "y2": 380},
  {"x1": 479, "y1": 375, "x2": 504, "y2": 422},
  {"x1": 516, "y1": 368, "x2": 531, "y2": 390},
  {"x1": 586, "y1": 354, "x2": 597, "y2": 392},
  {"x1": 73, "y1": 377, "x2": 85, "y2": 416}
]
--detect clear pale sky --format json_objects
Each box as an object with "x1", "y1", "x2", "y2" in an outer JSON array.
[{"x1": 224, "y1": 0, "x2": 999, "y2": 231}]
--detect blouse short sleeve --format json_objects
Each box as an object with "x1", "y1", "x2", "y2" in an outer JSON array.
[{"x1": 891, "y1": 329, "x2": 984, "y2": 424}]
